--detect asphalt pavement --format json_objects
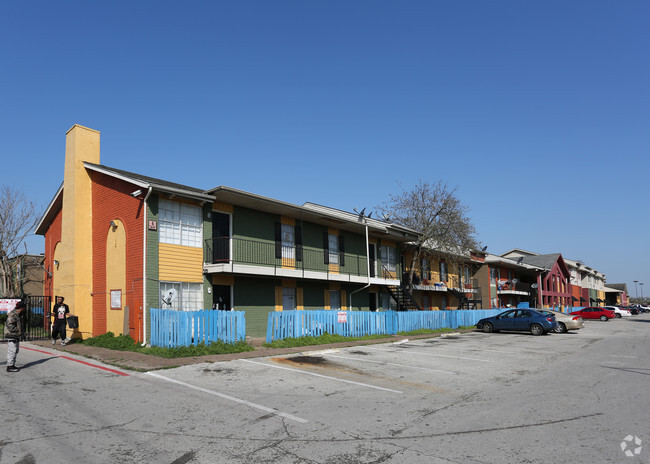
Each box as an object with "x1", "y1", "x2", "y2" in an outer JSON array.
[{"x1": 25, "y1": 331, "x2": 472, "y2": 371}]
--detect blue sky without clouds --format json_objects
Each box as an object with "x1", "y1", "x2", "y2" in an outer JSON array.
[{"x1": 2, "y1": 1, "x2": 648, "y2": 294}]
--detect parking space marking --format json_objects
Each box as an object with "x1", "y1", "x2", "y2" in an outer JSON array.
[
  {"x1": 325, "y1": 353, "x2": 457, "y2": 375},
  {"x1": 404, "y1": 341, "x2": 518, "y2": 355},
  {"x1": 241, "y1": 359, "x2": 403, "y2": 393},
  {"x1": 146, "y1": 372, "x2": 308, "y2": 423},
  {"x1": 363, "y1": 345, "x2": 493, "y2": 362}
]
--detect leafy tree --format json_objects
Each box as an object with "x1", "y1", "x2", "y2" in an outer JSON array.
[
  {"x1": 0, "y1": 186, "x2": 40, "y2": 297},
  {"x1": 379, "y1": 180, "x2": 480, "y2": 288}
]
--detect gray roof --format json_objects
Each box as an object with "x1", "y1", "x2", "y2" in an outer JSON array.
[
  {"x1": 518, "y1": 253, "x2": 562, "y2": 270},
  {"x1": 606, "y1": 283, "x2": 628, "y2": 293},
  {"x1": 84, "y1": 163, "x2": 215, "y2": 202}
]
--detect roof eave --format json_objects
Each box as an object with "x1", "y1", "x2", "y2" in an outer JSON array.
[{"x1": 35, "y1": 183, "x2": 64, "y2": 235}]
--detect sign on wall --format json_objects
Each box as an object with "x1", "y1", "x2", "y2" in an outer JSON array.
[
  {"x1": 0, "y1": 299, "x2": 21, "y2": 313},
  {"x1": 110, "y1": 290, "x2": 122, "y2": 310}
]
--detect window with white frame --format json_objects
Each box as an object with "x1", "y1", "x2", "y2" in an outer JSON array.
[
  {"x1": 159, "y1": 199, "x2": 203, "y2": 248},
  {"x1": 281, "y1": 224, "x2": 295, "y2": 260},
  {"x1": 328, "y1": 234, "x2": 339, "y2": 265},
  {"x1": 160, "y1": 282, "x2": 203, "y2": 311},
  {"x1": 380, "y1": 246, "x2": 397, "y2": 273}
]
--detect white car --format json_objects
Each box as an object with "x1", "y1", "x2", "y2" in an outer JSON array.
[{"x1": 604, "y1": 306, "x2": 631, "y2": 318}]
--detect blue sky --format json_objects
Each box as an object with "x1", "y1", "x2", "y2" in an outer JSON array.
[{"x1": 2, "y1": 1, "x2": 648, "y2": 295}]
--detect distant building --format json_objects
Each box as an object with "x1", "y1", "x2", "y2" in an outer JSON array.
[{"x1": 0, "y1": 254, "x2": 44, "y2": 298}]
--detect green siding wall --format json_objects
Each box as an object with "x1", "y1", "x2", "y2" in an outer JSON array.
[
  {"x1": 235, "y1": 277, "x2": 276, "y2": 337},
  {"x1": 145, "y1": 194, "x2": 160, "y2": 343}
]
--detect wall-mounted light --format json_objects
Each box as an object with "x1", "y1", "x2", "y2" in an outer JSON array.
[
  {"x1": 110, "y1": 220, "x2": 118, "y2": 230},
  {"x1": 53, "y1": 260, "x2": 59, "y2": 268}
]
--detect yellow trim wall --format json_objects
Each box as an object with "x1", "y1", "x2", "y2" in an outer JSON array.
[
  {"x1": 59, "y1": 125, "x2": 100, "y2": 338},
  {"x1": 159, "y1": 243, "x2": 203, "y2": 282},
  {"x1": 106, "y1": 220, "x2": 126, "y2": 335}
]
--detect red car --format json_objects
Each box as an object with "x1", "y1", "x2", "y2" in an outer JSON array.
[{"x1": 570, "y1": 307, "x2": 616, "y2": 321}]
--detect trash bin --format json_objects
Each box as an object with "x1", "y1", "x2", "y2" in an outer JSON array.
[{"x1": 67, "y1": 315, "x2": 79, "y2": 329}]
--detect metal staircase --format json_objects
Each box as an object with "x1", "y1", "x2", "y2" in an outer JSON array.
[{"x1": 386, "y1": 283, "x2": 422, "y2": 311}]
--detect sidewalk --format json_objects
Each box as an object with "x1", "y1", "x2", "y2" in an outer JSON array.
[{"x1": 26, "y1": 330, "x2": 472, "y2": 371}]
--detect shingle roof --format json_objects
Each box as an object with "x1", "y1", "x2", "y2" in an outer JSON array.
[
  {"x1": 84, "y1": 162, "x2": 215, "y2": 201},
  {"x1": 519, "y1": 253, "x2": 562, "y2": 270}
]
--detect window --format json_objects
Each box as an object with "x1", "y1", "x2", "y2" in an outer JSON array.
[
  {"x1": 323, "y1": 232, "x2": 344, "y2": 266},
  {"x1": 329, "y1": 290, "x2": 341, "y2": 310},
  {"x1": 439, "y1": 261, "x2": 447, "y2": 283},
  {"x1": 275, "y1": 223, "x2": 302, "y2": 262},
  {"x1": 421, "y1": 259, "x2": 430, "y2": 280},
  {"x1": 160, "y1": 282, "x2": 203, "y2": 311},
  {"x1": 328, "y1": 234, "x2": 339, "y2": 265},
  {"x1": 380, "y1": 246, "x2": 397, "y2": 273},
  {"x1": 282, "y1": 224, "x2": 295, "y2": 260},
  {"x1": 490, "y1": 267, "x2": 497, "y2": 284},
  {"x1": 159, "y1": 199, "x2": 202, "y2": 248}
]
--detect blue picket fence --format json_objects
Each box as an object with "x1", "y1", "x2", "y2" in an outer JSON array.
[
  {"x1": 266, "y1": 309, "x2": 503, "y2": 343},
  {"x1": 150, "y1": 308, "x2": 246, "y2": 348}
]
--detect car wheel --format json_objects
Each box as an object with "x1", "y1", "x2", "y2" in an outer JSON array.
[
  {"x1": 482, "y1": 322, "x2": 494, "y2": 333},
  {"x1": 530, "y1": 324, "x2": 544, "y2": 336},
  {"x1": 600, "y1": 315, "x2": 608, "y2": 321},
  {"x1": 615, "y1": 313, "x2": 621, "y2": 318},
  {"x1": 555, "y1": 322, "x2": 567, "y2": 334}
]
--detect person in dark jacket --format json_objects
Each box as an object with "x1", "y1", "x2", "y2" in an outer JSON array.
[
  {"x1": 5, "y1": 300, "x2": 26, "y2": 372},
  {"x1": 51, "y1": 296, "x2": 70, "y2": 346}
]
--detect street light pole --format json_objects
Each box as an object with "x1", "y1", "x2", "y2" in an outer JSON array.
[
  {"x1": 634, "y1": 280, "x2": 639, "y2": 299},
  {"x1": 640, "y1": 282, "x2": 644, "y2": 301}
]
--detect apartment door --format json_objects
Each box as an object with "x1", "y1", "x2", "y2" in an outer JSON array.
[
  {"x1": 369, "y1": 292, "x2": 377, "y2": 311},
  {"x1": 212, "y1": 285, "x2": 231, "y2": 311},
  {"x1": 369, "y1": 244, "x2": 376, "y2": 278},
  {"x1": 212, "y1": 212, "x2": 231, "y2": 262}
]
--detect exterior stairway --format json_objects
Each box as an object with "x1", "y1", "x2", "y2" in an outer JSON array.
[{"x1": 386, "y1": 284, "x2": 422, "y2": 311}]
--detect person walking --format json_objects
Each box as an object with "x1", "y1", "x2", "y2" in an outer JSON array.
[
  {"x1": 51, "y1": 296, "x2": 70, "y2": 346},
  {"x1": 5, "y1": 300, "x2": 26, "y2": 372}
]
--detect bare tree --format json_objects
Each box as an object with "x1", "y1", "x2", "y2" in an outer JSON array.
[
  {"x1": 378, "y1": 180, "x2": 480, "y2": 288},
  {"x1": 0, "y1": 186, "x2": 40, "y2": 297}
]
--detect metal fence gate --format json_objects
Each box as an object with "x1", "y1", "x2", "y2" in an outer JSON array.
[{"x1": 1, "y1": 296, "x2": 51, "y2": 341}]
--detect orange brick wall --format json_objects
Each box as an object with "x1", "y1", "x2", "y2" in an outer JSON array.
[
  {"x1": 91, "y1": 172, "x2": 145, "y2": 337},
  {"x1": 43, "y1": 208, "x2": 63, "y2": 298}
]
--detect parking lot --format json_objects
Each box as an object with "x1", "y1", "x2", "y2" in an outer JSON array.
[{"x1": 2, "y1": 315, "x2": 649, "y2": 463}]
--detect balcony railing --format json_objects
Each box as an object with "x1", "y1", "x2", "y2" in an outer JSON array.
[
  {"x1": 496, "y1": 281, "x2": 531, "y2": 293},
  {"x1": 205, "y1": 237, "x2": 382, "y2": 278}
]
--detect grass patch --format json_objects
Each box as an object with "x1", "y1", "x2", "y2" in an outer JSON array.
[
  {"x1": 263, "y1": 332, "x2": 390, "y2": 349},
  {"x1": 398, "y1": 326, "x2": 475, "y2": 336},
  {"x1": 81, "y1": 332, "x2": 254, "y2": 358}
]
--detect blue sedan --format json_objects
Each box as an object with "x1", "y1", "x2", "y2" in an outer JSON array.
[{"x1": 476, "y1": 309, "x2": 557, "y2": 335}]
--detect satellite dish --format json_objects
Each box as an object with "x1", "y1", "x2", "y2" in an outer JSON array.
[{"x1": 162, "y1": 288, "x2": 177, "y2": 307}]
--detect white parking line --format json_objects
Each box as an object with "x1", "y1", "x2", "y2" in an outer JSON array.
[
  {"x1": 146, "y1": 372, "x2": 308, "y2": 423},
  {"x1": 407, "y1": 343, "x2": 532, "y2": 355},
  {"x1": 241, "y1": 359, "x2": 403, "y2": 393},
  {"x1": 325, "y1": 354, "x2": 457, "y2": 375},
  {"x1": 363, "y1": 345, "x2": 493, "y2": 362}
]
